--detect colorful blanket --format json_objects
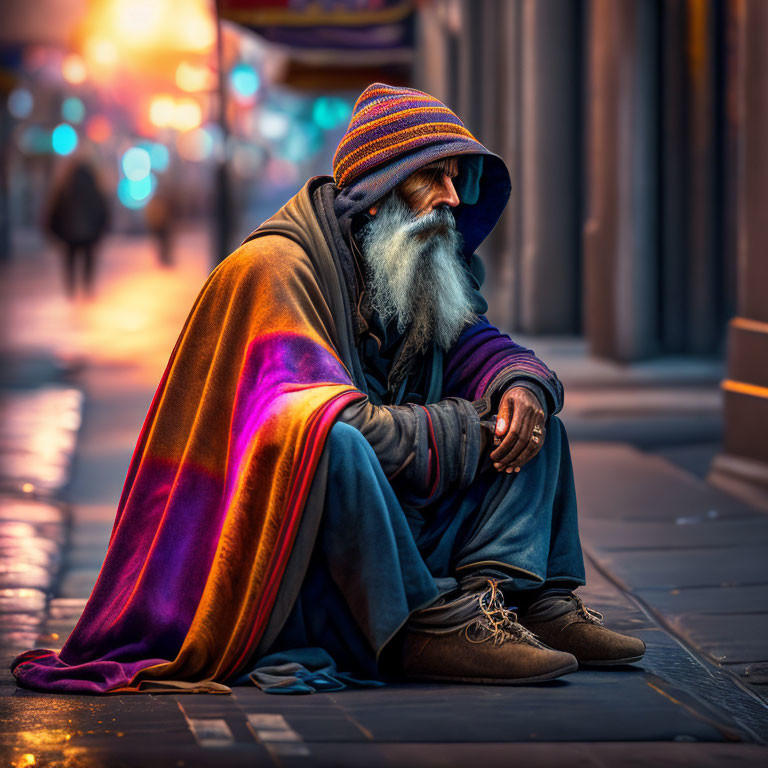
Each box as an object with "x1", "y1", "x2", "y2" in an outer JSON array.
[{"x1": 11, "y1": 233, "x2": 365, "y2": 693}]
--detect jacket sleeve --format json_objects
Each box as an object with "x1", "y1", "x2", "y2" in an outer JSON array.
[
  {"x1": 336, "y1": 394, "x2": 493, "y2": 508},
  {"x1": 442, "y1": 315, "x2": 564, "y2": 419}
]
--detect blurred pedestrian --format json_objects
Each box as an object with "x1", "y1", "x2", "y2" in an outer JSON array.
[
  {"x1": 144, "y1": 178, "x2": 176, "y2": 267},
  {"x1": 44, "y1": 159, "x2": 110, "y2": 298}
]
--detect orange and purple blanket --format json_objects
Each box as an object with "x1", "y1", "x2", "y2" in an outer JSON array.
[{"x1": 11, "y1": 231, "x2": 366, "y2": 693}]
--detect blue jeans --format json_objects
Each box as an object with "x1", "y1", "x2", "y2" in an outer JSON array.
[{"x1": 247, "y1": 415, "x2": 585, "y2": 691}]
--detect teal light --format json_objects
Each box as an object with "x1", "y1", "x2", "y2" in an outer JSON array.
[
  {"x1": 61, "y1": 97, "x2": 85, "y2": 124},
  {"x1": 279, "y1": 121, "x2": 322, "y2": 163},
  {"x1": 52, "y1": 123, "x2": 78, "y2": 155},
  {"x1": 311, "y1": 97, "x2": 352, "y2": 130},
  {"x1": 117, "y1": 173, "x2": 156, "y2": 209},
  {"x1": 230, "y1": 63, "x2": 259, "y2": 99},
  {"x1": 121, "y1": 147, "x2": 151, "y2": 181},
  {"x1": 143, "y1": 142, "x2": 170, "y2": 172},
  {"x1": 19, "y1": 126, "x2": 51, "y2": 154}
]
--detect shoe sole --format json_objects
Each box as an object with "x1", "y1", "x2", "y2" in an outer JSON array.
[
  {"x1": 405, "y1": 660, "x2": 578, "y2": 685},
  {"x1": 578, "y1": 655, "x2": 645, "y2": 667}
]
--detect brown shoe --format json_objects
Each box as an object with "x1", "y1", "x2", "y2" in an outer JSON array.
[
  {"x1": 519, "y1": 592, "x2": 646, "y2": 666},
  {"x1": 401, "y1": 581, "x2": 578, "y2": 684}
]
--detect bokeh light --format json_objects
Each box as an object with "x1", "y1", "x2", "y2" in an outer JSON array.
[
  {"x1": 84, "y1": 37, "x2": 118, "y2": 68},
  {"x1": 230, "y1": 63, "x2": 260, "y2": 103},
  {"x1": 173, "y1": 99, "x2": 203, "y2": 131},
  {"x1": 61, "y1": 97, "x2": 85, "y2": 124},
  {"x1": 86, "y1": 115, "x2": 112, "y2": 143},
  {"x1": 279, "y1": 122, "x2": 322, "y2": 163},
  {"x1": 176, "y1": 61, "x2": 214, "y2": 92},
  {"x1": 117, "y1": 173, "x2": 157, "y2": 209},
  {"x1": 19, "y1": 126, "x2": 50, "y2": 154},
  {"x1": 140, "y1": 142, "x2": 170, "y2": 172},
  {"x1": 121, "y1": 147, "x2": 152, "y2": 181},
  {"x1": 312, "y1": 97, "x2": 352, "y2": 130},
  {"x1": 149, "y1": 95, "x2": 175, "y2": 128},
  {"x1": 113, "y1": 0, "x2": 164, "y2": 45},
  {"x1": 259, "y1": 109, "x2": 290, "y2": 140},
  {"x1": 8, "y1": 89, "x2": 34, "y2": 120},
  {"x1": 61, "y1": 54, "x2": 87, "y2": 85},
  {"x1": 51, "y1": 124, "x2": 78, "y2": 155}
]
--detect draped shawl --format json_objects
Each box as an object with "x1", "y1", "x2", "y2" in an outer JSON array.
[{"x1": 11, "y1": 176, "x2": 563, "y2": 694}]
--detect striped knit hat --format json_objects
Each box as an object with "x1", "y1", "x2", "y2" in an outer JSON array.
[
  {"x1": 333, "y1": 83, "x2": 480, "y2": 188},
  {"x1": 332, "y1": 82, "x2": 511, "y2": 256}
]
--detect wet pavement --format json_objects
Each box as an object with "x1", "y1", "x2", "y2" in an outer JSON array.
[{"x1": 0, "y1": 229, "x2": 766, "y2": 767}]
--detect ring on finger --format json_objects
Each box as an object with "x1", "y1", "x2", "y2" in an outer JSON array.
[{"x1": 532, "y1": 424, "x2": 544, "y2": 436}]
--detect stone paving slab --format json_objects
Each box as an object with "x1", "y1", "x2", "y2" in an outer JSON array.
[
  {"x1": 594, "y1": 545, "x2": 768, "y2": 590},
  {"x1": 635, "y1": 584, "x2": 768, "y2": 616},
  {"x1": 580, "y1": 517, "x2": 768, "y2": 550},
  {"x1": 572, "y1": 443, "x2": 768, "y2": 689}
]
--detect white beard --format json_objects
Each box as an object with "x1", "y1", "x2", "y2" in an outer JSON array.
[{"x1": 358, "y1": 191, "x2": 479, "y2": 352}]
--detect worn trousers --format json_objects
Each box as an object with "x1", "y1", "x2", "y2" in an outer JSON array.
[{"x1": 247, "y1": 414, "x2": 585, "y2": 690}]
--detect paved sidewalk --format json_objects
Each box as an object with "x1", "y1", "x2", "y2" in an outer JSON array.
[{"x1": 1, "y1": 230, "x2": 767, "y2": 766}]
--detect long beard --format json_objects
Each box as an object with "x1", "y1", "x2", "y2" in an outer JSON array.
[{"x1": 358, "y1": 191, "x2": 479, "y2": 352}]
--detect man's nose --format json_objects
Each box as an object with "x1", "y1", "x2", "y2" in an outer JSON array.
[{"x1": 431, "y1": 174, "x2": 460, "y2": 210}]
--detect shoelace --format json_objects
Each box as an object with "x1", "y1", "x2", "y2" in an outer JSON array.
[
  {"x1": 571, "y1": 594, "x2": 604, "y2": 625},
  {"x1": 465, "y1": 580, "x2": 542, "y2": 647}
]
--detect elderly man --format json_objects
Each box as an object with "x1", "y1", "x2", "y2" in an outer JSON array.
[{"x1": 12, "y1": 84, "x2": 644, "y2": 695}]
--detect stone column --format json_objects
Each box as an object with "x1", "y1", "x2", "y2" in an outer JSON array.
[
  {"x1": 583, "y1": 0, "x2": 660, "y2": 360},
  {"x1": 709, "y1": 0, "x2": 768, "y2": 506},
  {"x1": 518, "y1": 0, "x2": 581, "y2": 334}
]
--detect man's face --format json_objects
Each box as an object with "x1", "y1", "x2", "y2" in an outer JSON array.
[
  {"x1": 368, "y1": 157, "x2": 461, "y2": 218},
  {"x1": 357, "y1": 155, "x2": 478, "y2": 354}
]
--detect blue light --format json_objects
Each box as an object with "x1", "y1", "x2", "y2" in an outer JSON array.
[
  {"x1": 230, "y1": 63, "x2": 259, "y2": 99},
  {"x1": 8, "y1": 88, "x2": 33, "y2": 119},
  {"x1": 142, "y1": 142, "x2": 170, "y2": 172},
  {"x1": 61, "y1": 97, "x2": 85, "y2": 124},
  {"x1": 52, "y1": 123, "x2": 78, "y2": 155},
  {"x1": 117, "y1": 173, "x2": 156, "y2": 209},
  {"x1": 121, "y1": 147, "x2": 151, "y2": 181},
  {"x1": 312, "y1": 97, "x2": 352, "y2": 130}
]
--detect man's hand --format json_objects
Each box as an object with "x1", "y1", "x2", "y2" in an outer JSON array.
[{"x1": 489, "y1": 387, "x2": 546, "y2": 473}]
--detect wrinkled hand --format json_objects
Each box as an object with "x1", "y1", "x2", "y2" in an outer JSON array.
[{"x1": 489, "y1": 387, "x2": 546, "y2": 473}]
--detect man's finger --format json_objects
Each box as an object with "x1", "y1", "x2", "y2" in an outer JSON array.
[
  {"x1": 509, "y1": 429, "x2": 545, "y2": 470},
  {"x1": 495, "y1": 392, "x2": 513, "y2": 439},
  {"x1": 499, "y1": 410, "x2": 534, "y2": 468},
  {"x1": 490, "y1": 401, "x2": 527, "y2": 464}
]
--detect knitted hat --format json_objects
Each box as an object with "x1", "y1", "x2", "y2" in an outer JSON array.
[{"x1": 332, "y1": 83, "x2": 511, "y2": 256}]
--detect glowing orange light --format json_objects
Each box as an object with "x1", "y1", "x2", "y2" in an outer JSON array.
[
  {"x1": 173, "y1": 99, "x2": 203, "y2": 131},
  {"x1": 178, "y1": 13, "x2": 216, "y2": 50},
  {"x1": 21, "y1": 483, "x2": 34, "y2": 494},
  {"x1": 84, "y1": 37, "x2": 118, "y2": 68},
  {"x1": 61, "y1": 54, "x2": 87, "y2": 85},
  {"x1": 149, "y1": 95, "x2": 176, "y2": 128},
  {"x1": 22, "y1": 755, "x2": 36, "y2": 767},
  {"x1": 86, "y1": 115, "x2": 112, "y2": 143},
  {"x1": 113, "y1": 0, "x2": 163, "y2": 44},
  {"x1": 176, "y1": 61, "x2": 214, "y2": 93}
]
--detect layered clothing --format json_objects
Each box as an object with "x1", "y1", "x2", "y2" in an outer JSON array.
[{"x1": 11, "y1": 173, "x2": 573, "y2": 694}]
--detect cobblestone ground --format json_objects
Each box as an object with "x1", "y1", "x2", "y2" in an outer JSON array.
[{"x1": 0, "y1": 229, "x2": 766, "y2": 767}]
